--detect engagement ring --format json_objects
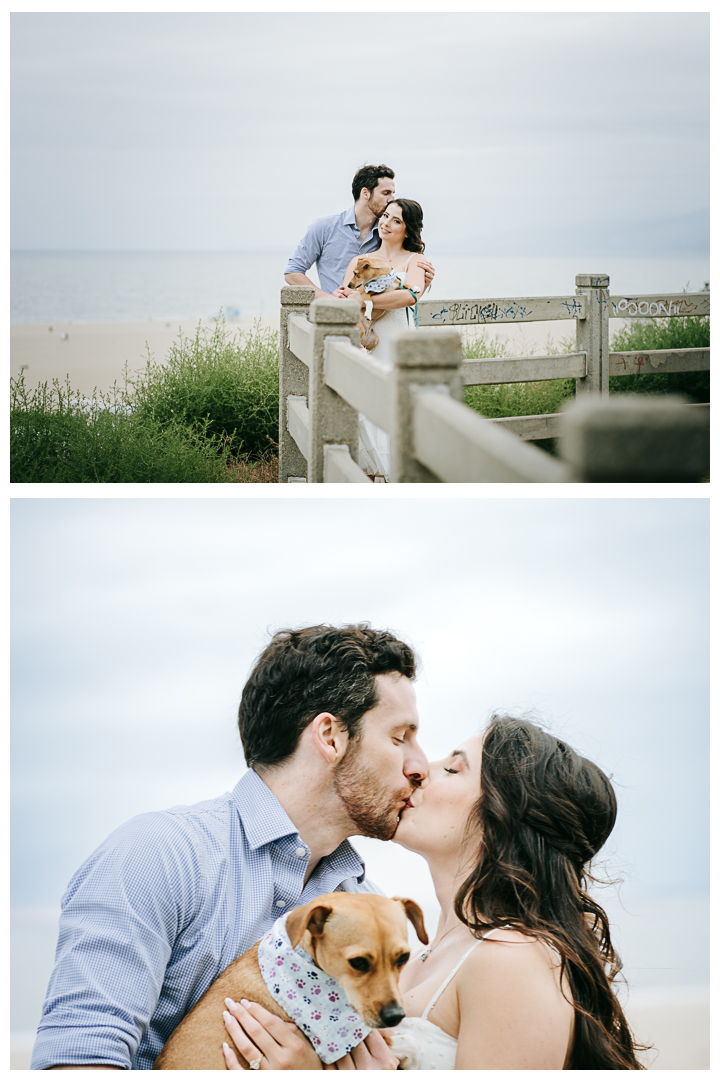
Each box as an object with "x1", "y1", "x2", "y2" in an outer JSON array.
[{"x1": 249, "y1": 1058, "x2": 262, "y2": 1070}]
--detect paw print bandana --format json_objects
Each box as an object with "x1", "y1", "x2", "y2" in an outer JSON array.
[
  {"x1": 362, "y1": 271, "x2": 400, "y2": 294},
  {"x1": 257, "y1": 913, "x2": 373, "y2": 1064}
]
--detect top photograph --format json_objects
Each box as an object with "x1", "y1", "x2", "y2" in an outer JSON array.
[{"x1": 10, "y1": 12, "x2": 710, "y2": 485}]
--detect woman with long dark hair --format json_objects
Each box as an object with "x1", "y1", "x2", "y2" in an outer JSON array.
[
  {"x1": 387, "y1": 715, "x2": 645, "y2": 1069},
  {"x1": 334, "y1": 198, "x2": 428, "y2": 482}
]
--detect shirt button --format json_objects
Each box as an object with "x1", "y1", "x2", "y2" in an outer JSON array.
[
  {"x1": 295, "y1": 847, "x2": 307, "y2": 858},
  {"x1": 276, "y1": 899, "x2": 287, "y2": 907}
]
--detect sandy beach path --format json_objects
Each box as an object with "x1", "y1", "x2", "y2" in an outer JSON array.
[{"x1": 11, "y1": 317, "x2": 280, "y2": 398}]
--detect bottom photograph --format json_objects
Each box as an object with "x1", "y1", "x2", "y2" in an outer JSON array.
[{"x1": 10, "y1": 496, "x2": 709, "y2": 1070}]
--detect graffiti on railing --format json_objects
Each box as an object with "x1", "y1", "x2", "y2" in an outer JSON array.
[
  {"x1": 560, "y1": 298, "x2": 584, "y2": 317},
  {"x1": 615, "y1": 353, "x2": 654, "y2": 373},
  {"x1": 431, "y1": 300, "x2": 533, "y2": 323},
  {"x1": 611, "y1": 296, "x2": 707, "y2": 318}
]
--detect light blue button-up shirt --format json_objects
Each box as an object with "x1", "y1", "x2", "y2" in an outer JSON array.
[
  {"x1": 31, "y1": 770, "x2": 379, "y2": 1070},
  {"x1": 285, "y1": 206, "x2": 381, "y2": 294}
]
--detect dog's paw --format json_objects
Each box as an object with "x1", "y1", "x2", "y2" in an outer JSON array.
[{"x1": 383, "y1": 1034, "x2": 422, "y2": 1070}]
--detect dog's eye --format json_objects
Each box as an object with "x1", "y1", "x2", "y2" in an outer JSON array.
[
  {"x1": 396, "y1": 952, "x2": 410, "y2": 967},
  {"x1": 348, "y1": 957, "x2": 371, "y2": 973}
]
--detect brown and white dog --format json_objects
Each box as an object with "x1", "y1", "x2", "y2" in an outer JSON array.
[
  {"x1": 153, "y1": 892, "x2": 427, "y2": 1070},
  {"x1": 347, "y1": 257, "x2": 402, "y2": 351}
]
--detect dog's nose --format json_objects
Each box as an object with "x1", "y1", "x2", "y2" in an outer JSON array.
[{"x1": 378, "y1": 1003, "x2": 405, "y2": 1027}]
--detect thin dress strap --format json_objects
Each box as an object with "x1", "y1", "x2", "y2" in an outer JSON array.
[
  {"x1": 421, "y1": 927, "x2": 505, "y2": 1020},
  {"x1": 404, "y1": 253, "x2": 414, "y2": 272}
]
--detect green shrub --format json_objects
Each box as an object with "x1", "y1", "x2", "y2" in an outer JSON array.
[
  {"x1": 129, "y1": 318, "x2": 279, "y2": 459},
  {"x1": 10, "y1": 374, "x2": 237, "y2": 483},
  {"x1": 462, "y1": 328, "x2": 575, "y2": 419},
  {"x1": 609, "y1": 315, "x2": 710, "y2": 402}
]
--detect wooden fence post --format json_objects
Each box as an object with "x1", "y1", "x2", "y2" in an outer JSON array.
[
  {"x1": 575, "y1": 273, "x2": 609, "y2": 397},
  {"x1": 307, "y1": 298, "x2": 362, "y2": 483},
  {"x1": 392, "y1": 328, "x2": 464, "y2": 483},
  {"x1": 560, "y1": 396, "x2": 710, "y2": 481},
  {"x1": 279, "y1": 286, "x2": 315, "y2": 482}
]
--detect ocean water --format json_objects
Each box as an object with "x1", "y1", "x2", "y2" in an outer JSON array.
[{"x1": 11, "y1": 251, "x2": 710, "y2": 325}]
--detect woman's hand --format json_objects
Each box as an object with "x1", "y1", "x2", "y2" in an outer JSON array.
[
  {"x1": 325, "y1": 1030, "x2": 399, "y2": 1070},
  {"x1": 221, "y1": 997, "x2": 323, "y2": 1070},
  {"x1": 332, "y1": 287, "x2": 362, "y2": 303}
]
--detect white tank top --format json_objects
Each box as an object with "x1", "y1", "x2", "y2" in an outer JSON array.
[{"x1": 389, "y1": 928, "x2": 504, "y2": 1070}]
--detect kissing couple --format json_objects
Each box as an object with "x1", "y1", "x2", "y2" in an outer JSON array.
[
  {"x1": 33, "y1": 625, "x2": 644, "y2": 1070},
  {"x1": 285, "y1": 166, "x2": 433, "y2": 482}
]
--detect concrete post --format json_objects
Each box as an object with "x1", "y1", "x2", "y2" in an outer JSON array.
[
  {"x1": 279, "y1": 286, "x2": 315, "y2": 482},
  {"x1": 392, "y1": 328, "x2": 464, "y2": 483},
  {"x1": 575, "y1": 273, "x2": 610, "y2": 398},
  {"x1": 307, "y1": 298, "x2": 362, "y2": 483},
  {"x1": 560, "y1": 396, "x2": 710, "y2": 482}
]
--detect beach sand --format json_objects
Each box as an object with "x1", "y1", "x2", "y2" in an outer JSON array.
[
  {"x1": 10, "y1": 317, "x2": 281, "y2": 398},
  {"x1": 10, "y1": 317, "x2": 587, "y2": 400},
  {"x1": 9, "y1": 987, "x2": 710, "y2": 1069}
]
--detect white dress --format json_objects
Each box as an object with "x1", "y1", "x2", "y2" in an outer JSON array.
[
  {"x1": 357, "y1": 262, "x2": 417, "y2": 482},
  {"x1": 389, "y1": 928, "x2": 504, "y2": 1070}
]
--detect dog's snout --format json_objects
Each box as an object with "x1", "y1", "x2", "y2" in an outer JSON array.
[{"x1": 378, "y1": 1003, "x2": 405, "y2": 1027}]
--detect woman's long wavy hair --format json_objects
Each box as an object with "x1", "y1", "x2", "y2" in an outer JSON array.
[
  {"x1": 386, "y1": 199, "x2": 425, "y2": 254},
  {"x1": 454, "y1": 715, "x2": 646, "y2": 1069}
]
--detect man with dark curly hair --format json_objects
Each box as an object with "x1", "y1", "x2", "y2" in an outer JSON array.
[
  {"x1": 34, "y1": 624, "x2": 428, "y2": 1071},
  {"x1": 285, "y1": 164, "x2": 434, "y2": 298}
]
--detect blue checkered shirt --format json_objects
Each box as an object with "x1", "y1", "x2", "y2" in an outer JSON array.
[
  {"x1": 31, "y1": 770, "x2": 379, "y2": 1070},
  {"x1": 285, "y1": 206, "x2": 381, "y2": 293}
]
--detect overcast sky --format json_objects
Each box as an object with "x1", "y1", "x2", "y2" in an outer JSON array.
[
  {"x1": 11, "y1": 496, "x2": 709, "y2": 920},
  {"x1": 11, "y1": 12, "x2": 709, "y2": 254}
]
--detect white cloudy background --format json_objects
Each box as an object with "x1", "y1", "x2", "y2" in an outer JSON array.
[
  {"x1": 11, "y1": 496, "x2": 709, "y2": 1035},
  {"x1": 11, "y1": 11, "x2": 709, "y2": 255}
]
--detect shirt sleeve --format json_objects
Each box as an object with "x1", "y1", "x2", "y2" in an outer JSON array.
[
  {"x1": 30, "y1": 812, "x2": 201, "y2": 1070},
  {"x1": 284, "y1": 217, "x2": 325, "y2": 276}
]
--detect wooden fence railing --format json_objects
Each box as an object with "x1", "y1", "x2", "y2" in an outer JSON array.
[{"x1": 279, "y1": 274, "x2": 709, "y2": 483}]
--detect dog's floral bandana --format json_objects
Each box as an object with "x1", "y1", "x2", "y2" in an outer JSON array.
[
  {"x1": 257, "y1": 913, "x2": 373, "y2": 1064},
  {"x1": 362, "y1": 271, "x2": 400, "y2": 294}
]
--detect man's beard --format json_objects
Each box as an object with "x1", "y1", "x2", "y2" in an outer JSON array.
[
  {"x1": 333, "y1": 741, "x2": 410, "y2": 841},
  {"x1": 368, "y1": 195, "x2": 390, "y2": 220}
]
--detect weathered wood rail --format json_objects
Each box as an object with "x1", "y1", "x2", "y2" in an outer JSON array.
[{"x1": 279, "y1": 274, "x2": 709, "y2": 483}]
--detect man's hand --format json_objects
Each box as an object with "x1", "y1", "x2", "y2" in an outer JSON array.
[
  {"x1": 221, "y1": 997, "x2": 323, "y2": 1070},
  {"x1": 326, "y1": 1030, "x2": 399, "y2": 1070},
  {"x1": 415, "y1": 258, "x2": 435, "y2": 289}
]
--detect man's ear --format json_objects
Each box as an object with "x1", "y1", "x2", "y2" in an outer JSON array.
[
  {"x1": 310, "y1": 712, "x2": 348, "y2": 764},
  {"x1": 392, "y1": 897, "x2": 429, "y2": 945},
  {"x1": 285, "y1": 900, "x2": 334, "y2": 948}
]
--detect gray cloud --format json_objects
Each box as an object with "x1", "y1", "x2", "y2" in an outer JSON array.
[{"x1": 11, "y1": 13, "x2": 709, "y2": 253}]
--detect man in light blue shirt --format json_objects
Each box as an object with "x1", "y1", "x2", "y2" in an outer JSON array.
[
  {"x1": 285, "y1": 164, "x2": 434, "y2": 297},
  {"x1": 34, "y1": 624, "x2": 428, "y2": 1070}
]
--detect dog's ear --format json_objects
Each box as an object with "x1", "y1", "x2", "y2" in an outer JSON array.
[
  {"x1": 392, "y1": 897, "x2": 429, "y2": 945},
  {"x1": 285, "y1": 900, "x2": 333, "y2": 947}
]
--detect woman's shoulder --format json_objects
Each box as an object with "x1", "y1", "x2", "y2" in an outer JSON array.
[{"x1": 458, "y1": 927, "x2": 563, "y2": 985}]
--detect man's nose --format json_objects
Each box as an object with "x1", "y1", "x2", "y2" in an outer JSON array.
[{"x1": 404, "y1": 744, "x2": 429, "y2": 786}]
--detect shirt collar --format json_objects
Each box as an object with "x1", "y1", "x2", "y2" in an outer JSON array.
[
  {"x1": 231, "y1": 770, "x2": 367, "y2": 883},
  {"x1": 342, "y1": 206, "x2": 358, "y2": 228},
  {"x1": 342, "y1": 206, "x2": 380, "y2": 238}
]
